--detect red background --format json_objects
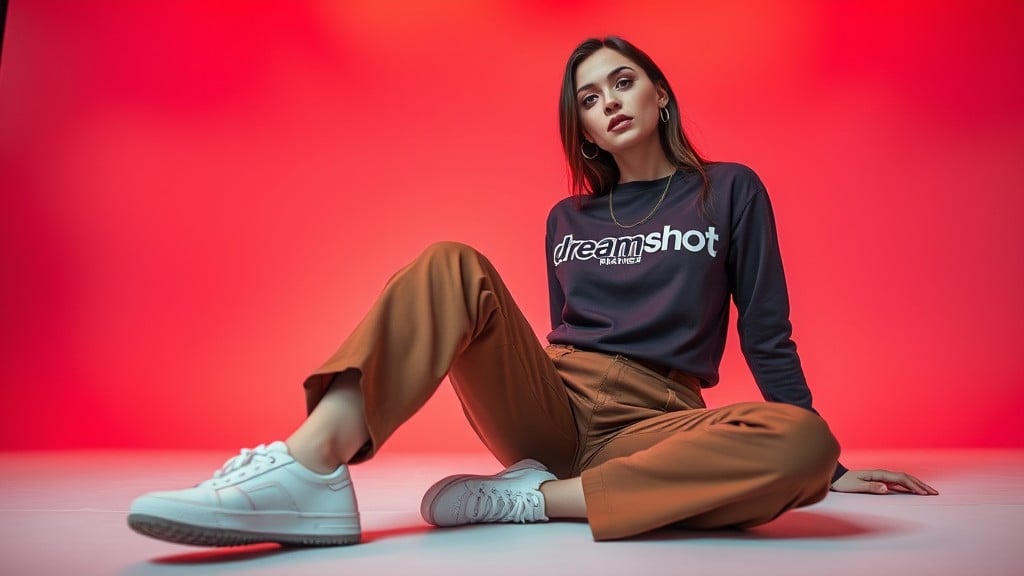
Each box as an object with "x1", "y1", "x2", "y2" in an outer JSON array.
[{"x1": 1, "y1": 1, "x2": 1022, "y2": 452}]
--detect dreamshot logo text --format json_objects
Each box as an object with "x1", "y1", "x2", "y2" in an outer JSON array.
[{"x1": 552, "y1": 225, "x2": 719, "y2": 267}]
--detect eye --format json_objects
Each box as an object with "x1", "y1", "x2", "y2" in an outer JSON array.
[
  {"x1": 580, "y1": 94, "x2": 599, "y2": 108},
  {"x1": 615, "y1": 77, "x2": 634, "y2": 90}
]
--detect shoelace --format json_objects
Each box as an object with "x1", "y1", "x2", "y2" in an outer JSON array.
[
  {"x1": 467, "y1": 486, "x2": 543, "y2": 524},
  {"x1": 206, "y1": 444, "x2": 279, "y2": 483}
]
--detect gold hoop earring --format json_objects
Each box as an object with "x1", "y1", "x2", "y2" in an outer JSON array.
[
  {"x1": 581, "y1": 141, "x2": 599, "y2": 160},
  {"x1": 659, "y1": 107, "x2": 670, "y2": 123}
]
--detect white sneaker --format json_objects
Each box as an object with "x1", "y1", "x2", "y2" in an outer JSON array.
[
  {"x1": 128, "y1": 442, "x2": 360, "y2": 547},
  {"x1": 420, "y1": 459, "x2": 556, "y2": 527}
]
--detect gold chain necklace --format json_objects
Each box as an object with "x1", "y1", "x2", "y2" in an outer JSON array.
[{"x1": 608, "y1": 171, "x2": 674, "y2": 229}]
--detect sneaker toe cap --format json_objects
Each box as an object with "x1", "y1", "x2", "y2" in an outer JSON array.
[{"x1": 130, "y1": 487, "x2": 220, "y2": 519}]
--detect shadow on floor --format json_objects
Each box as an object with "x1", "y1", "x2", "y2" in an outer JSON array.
[
  {"x1": 129, "y1": 509, "x2": 903, "y2": 568},
  {"x1": 149, "y1": 543, "x2": 299, "y2": 565},
  {"x1": 629, "y1": 509, "x2": 907, "y2": 542},
  {"x1": 139, "y1": 524, "x2": 433, "y2": 566}
]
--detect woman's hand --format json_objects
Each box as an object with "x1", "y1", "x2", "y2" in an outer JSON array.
[{"x1": 831, "y1": 469, "x2": 939, "y2": 495}]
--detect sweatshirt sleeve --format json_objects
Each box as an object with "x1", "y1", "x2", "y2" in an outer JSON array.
[
  {"x1": 546, "y1": 216, "x2": 566, "y2": 330},
  {"x1": 727, "y1": 176, "x2": 848, "y2": 483},
  {"x1": 728, "y1": 181, "x2": 809, "y2": 406}
]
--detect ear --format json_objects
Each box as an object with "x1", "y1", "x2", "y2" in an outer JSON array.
[
  {"x1": 656, "y1": 83, "x2": 669, "y2": 107},
  {"x1": 581, "y1": 130, "x2": 594, "y2": 143}
]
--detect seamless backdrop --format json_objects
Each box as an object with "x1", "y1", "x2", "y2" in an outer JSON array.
[{"x1": 1, "y1": 0, "x2": 1022, "y2": 452}]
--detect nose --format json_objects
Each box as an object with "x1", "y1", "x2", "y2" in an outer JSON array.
[{"x1": 603, "y1": 91, "x2": 621, "y2": 114}]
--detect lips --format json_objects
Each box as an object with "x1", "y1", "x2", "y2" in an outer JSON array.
[{"x1": 608, "y1": 114, "x2": 633, "y2": 132}]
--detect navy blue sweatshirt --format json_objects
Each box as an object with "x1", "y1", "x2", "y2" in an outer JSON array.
[{"x1": 545, "y1": 162, "x2": 846, "y2": 481}]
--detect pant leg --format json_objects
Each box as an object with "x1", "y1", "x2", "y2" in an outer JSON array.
[
  {"x1": 554, "y1": 349, "x2": 839, "y2": 541},
  {"x1": 301, "y1": 242, "x2": 578, "y2": 478}
]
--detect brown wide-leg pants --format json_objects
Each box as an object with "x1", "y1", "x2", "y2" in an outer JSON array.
[{"x1": 302, "y1": 242, "x2": 840, "y2": 541}]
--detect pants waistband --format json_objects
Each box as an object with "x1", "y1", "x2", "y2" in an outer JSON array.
[
  {"x1": 630, "y1": 357, "x2": 702, "y2": 390},
  {"x1": 632, "y1": 357, "x2": 675, "y2": 378},
  {"x1": 550, "y1": 344, "x2": 702, "y2": 393}
]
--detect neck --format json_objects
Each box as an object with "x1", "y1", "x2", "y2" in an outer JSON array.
[{"x1": 612, "y1": 138, "x2": 675, "y2": 184}]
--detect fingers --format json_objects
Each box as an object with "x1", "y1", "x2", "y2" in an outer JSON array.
[
  {"x1": 895, "y1": 472, "x2": 939, "y2": 495},
  {"x1": 862, "y1": 469, "x2": 939, "y2": 495},
  {"x1": 867, "y1": 481, "x2": 889, "y2": 494}
]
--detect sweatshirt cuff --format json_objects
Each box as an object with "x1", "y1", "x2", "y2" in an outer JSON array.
[{"x1": 830, "y1": 461, "x2": 849, "y2": 486}]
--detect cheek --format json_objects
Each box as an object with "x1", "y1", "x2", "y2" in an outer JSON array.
[
  {"x1": 630, "y1": 86, "x2": 658, "y2": 111},
  {"x1": 581, "y1": 110, "x2": 604, "y2": 141}
]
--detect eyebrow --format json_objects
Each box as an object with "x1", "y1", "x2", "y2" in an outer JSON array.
[{"x1": 576, "y1": 66, "x2": 636, "y2": 96}]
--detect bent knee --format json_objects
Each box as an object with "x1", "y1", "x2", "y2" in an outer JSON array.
[
  {"x1": 420, "y1": 241, "x2": 479, "y2": 259},
  {"x1": 414, "y1": 241, "x2": 488, "y2": 274},
  {"x1": 408, "y1": 242, "x2": 503, "y2": 291},
  {"x1": 772, "y1": 404, "x2": 840, "y2": 480}
]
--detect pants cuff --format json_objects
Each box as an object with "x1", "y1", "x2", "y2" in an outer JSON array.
[{"x1": 581, "y1": 466, "x2": 616, "y2": 540}]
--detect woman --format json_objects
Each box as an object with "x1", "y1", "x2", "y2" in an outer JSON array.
[{"x1": 128, "y1": 36, "x2": 936, "y2": 547}]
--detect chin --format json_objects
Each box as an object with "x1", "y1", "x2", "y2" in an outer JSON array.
[{"x1": 601, "y1": 133, "x2": 655, "y2": 155}]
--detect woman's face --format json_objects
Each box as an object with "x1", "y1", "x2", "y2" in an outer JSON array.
[{"x1": 574, "y1": 47, "x2": 667, "y2": 157}]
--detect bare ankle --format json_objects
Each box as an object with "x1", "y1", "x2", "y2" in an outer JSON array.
[
  {"x1": 284, "y1": 370, "x2": 371, "y2": 473},
  {"x1": 540, "y1": 477, "x2": 587, "y2": 519},
  {"x1": 285, "y1": 438, "x2": 341, "y2": 475}
]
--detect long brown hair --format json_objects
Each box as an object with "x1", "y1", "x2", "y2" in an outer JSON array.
[{"x1": 559, "y1": 37, "x2": 712, "y2": 215}]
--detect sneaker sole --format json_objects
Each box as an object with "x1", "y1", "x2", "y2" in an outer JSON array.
[
  {"x1": 420, "y1": 458, "x2": 549, "y2": 527},
  {"x1": 127, "y1": 514, "x2": 361, "y2": 547}
]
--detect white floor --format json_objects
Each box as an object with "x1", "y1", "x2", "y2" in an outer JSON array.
[{"x1": 0, "y1": 449, "x2": 1021, "y2": 576}]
